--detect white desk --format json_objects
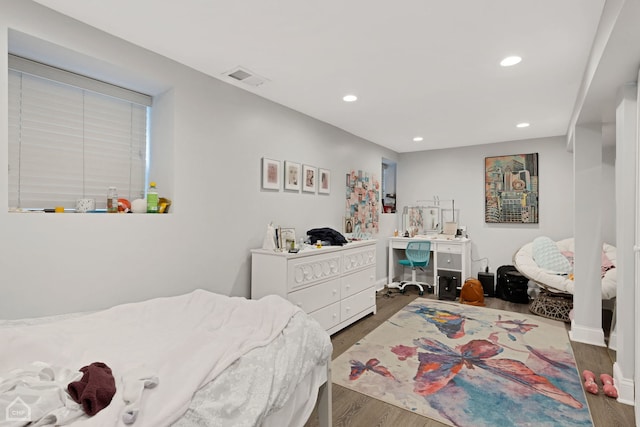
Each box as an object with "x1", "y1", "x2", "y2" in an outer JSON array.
[{"x1": 388, "y1": 236, "x2": 471, "y2": 294}]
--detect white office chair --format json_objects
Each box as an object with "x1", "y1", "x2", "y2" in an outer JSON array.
[{"x1": 395, "y1": 240, "x2": 431, "y2": 296}]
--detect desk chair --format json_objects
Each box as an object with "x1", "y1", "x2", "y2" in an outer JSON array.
[{"x1": 397, "y1": 240, "x2": 431, "y2": 295}]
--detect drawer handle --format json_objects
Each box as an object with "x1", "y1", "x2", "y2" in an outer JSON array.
[
  {"x1": 346, "y1": 306, "x2": 351, "y2": 312},
  {"x1": 333, "y1": 289, "x2": 338, "y2": 295},
  {"x1": 333, "y1": 313, "x2": 337, "y2": 318},
  {"x1": 346, "y1": 284, "x2": 351, "y2": 289}
]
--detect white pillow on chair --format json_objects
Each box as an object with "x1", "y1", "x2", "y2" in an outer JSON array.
[{"x1": 532, "y1": 236, "x2": 572, "y2": 274}]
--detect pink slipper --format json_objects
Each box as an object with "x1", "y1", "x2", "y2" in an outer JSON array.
[
  {"x1": 582, "y1": 370, "x2": 598, "y2": 395},
  {"x1": 600, "y1": 374, "x2": 618, "y2": 398}
]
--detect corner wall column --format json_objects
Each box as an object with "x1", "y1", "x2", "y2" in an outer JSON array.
[
  {"x1": 612, "y1": 83, "x2": 637, "y2": 405},
  {"x1": 569, "y1": 124, "x2": 605, "y2": 347}
]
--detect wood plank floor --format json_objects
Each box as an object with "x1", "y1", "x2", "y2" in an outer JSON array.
[{"x1": 304, "y1": 288, "x2": 636, "y2": 427}]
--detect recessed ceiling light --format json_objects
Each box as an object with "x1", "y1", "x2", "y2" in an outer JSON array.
[
  {"x1": 516, "y1": 122, "x2": 530, "y2": 128},
  {"x1": 343, "y1": 94, "x2": 358, "y2": 102},
  {"x1": 500, "y1": 56, "x2": 522, "y2": 67},
  {"x1": 413, "y1": 136, "x2": 424, "y2": 142}
]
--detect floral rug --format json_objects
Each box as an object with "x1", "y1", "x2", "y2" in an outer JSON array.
[{"x1": 332, "y1": 299, "x2": 592, "y2": 427}]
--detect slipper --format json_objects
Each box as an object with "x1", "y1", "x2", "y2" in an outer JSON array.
[
  {"x1": 600, "y1": 374, "x2": 618, "y2": 398},
  {"x1": 582, "y1": 370, "x2": 598, "y2": 394}
]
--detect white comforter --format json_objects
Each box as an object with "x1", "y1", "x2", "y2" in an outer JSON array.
[{"x1": 0, "y1": 290, "x2": 303, "y2": 426}]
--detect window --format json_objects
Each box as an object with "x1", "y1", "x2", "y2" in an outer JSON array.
[{"x1": 8, "y1": 55, "x2": 152, "y2": 210}]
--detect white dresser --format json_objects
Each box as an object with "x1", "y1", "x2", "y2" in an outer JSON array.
[{"x1": 251, "y1": 239, "x2": 377, "y2": 335}]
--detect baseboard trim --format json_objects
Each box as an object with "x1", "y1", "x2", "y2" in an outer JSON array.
[
  {"x1": 608, "y1": 327, "x2": 618, "y2": 351},
  {"x1": 613, "y1": 362, "x2": 635, "y2": 406},
  {"x1": 569, "y1": 320, "x2": 606, "y2": 347}
]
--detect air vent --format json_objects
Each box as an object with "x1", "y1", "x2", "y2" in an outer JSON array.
[{"x1": 223, "y1": 66, "x2": 268, "y2": 87}]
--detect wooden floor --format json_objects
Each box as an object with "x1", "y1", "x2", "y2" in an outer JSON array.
[{"x1": 304, "y1": 288, "x2": 635, "y2": 427}]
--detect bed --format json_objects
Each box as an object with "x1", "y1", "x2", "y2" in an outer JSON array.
[{"x1": 0, "y1": 289, "x2": 333, "y2": 427}]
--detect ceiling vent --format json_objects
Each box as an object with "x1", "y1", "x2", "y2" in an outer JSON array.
[{"x1": 223, "y1": 66, "x2": 268, "y2": 87}]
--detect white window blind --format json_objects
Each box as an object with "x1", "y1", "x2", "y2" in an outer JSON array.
[{"x1": 8, "y1": 55, "x2": 151, "y2": 210}]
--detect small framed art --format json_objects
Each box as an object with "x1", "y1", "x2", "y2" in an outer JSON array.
[
  {"x1": 262, "y1": 157, "x2": 280, "y2": 190},
  {"x1": 344, "y1": 217, "x2": 354, "y2": 234},
  {"x1": 318, "y1": 168, "x2": 330, "y2": 194},
  {"x1": 284, "y1": 161, "x2": 301, "y2": 191},
  {"x1": 302, "y1": 164, "x2": 317, "y2": 193},
  {"x1": 278, "y1": 227, "x2": 296, "y2": 251}
]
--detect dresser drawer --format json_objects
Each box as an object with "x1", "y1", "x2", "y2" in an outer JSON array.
[
  {"x1": 342, "y1": 245, "x2": 376, "y2": 274},
  {"x1": 309, "y1": 301, "x2": 340, "y2": 331},
  {"x1": 341, "y1": 266, "x2": 375, "y2": 298},
  {"x1": 341, "y1": 287, "x2": 376, "y2": 322},
  {"x1": 437, "y1": 252, "x2": 462, "y2": 270},
  {"x1": 287, "y1": 278, "x2": 341, "y2": 313},
  {"x1": 287, "y1": 252, "x2": 342, "y2": 291},
  {"x1": 437, "y1": 243, "x2": 462, "y2": 254}
]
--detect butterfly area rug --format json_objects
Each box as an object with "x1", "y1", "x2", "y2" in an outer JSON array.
[{"x1": 332, "y1": 299, "x2": 592, "y2": 427}]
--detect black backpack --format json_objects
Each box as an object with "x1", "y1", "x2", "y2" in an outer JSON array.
[{"x1": 496, "y1": 265, "x2": 529, "y2": 303}]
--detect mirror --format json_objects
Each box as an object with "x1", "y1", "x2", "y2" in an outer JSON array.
[
  {"x1": 382, "y1": 159, "x2": 396, "y2": 213},
  {"x1": 401, "y1": 206, "x2": 440, "y2": 236}
]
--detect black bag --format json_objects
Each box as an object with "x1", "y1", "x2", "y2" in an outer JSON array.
[
  {"x1": 496, "y1": 265, "x2": 529, "y2": 303},
  {"x1": 306, "y1": 227, "x2": 348, "y2": 246}
]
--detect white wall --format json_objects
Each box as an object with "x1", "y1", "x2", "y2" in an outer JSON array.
[
  {"x1": 397, "y1": 136, "x2": 601, "y2": 275},
  {"x1": 0, "y1": 1, "x2": 397, "y2": 318},
  {"x1": 1, "y1": 2, "x2": 617, "y2": 320}
]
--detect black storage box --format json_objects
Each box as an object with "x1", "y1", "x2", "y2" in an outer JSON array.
[
  {"x1": 438, "y1": 275, "x2": 458, "y2": 301},
  {"x1": 477, "y1": 272, "x2": 495, "y2": 297}
]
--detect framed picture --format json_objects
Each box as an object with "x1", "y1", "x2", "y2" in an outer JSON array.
[
  {"x1": 284, "y1": 161, "x2": 301, "y2": 191},
  {"x1": 278, "y1": 227, "x2": 296, "y2": 251},
  {"x1": 344, "y1": 217, "x2": 354, "y2": 234},
  {"x1": 318, "y1": 168, "x2": 331, "y2": 194},
  {"x1": 262, "y1": 157, "x2": 280, "y2": 190},
  {"x1": 302, "y1": 164, "x2": 317, "y2": 193},
  {"x1": 485, "y1": 153, "x2": 539, "y2": 223}
]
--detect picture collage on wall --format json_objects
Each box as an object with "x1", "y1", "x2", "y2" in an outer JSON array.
[
  {"x1": 345, "y1": 170, "x2": 380, "y2": 238},
  {"x1": 261, "y1": 157, "x2": 330, "y2": 194}
]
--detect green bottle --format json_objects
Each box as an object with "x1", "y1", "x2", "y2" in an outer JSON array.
[{"x1": 147, "y1": 182, "x2": 159, "y2": 213}]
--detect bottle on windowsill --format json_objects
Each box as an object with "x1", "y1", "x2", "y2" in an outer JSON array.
[
  {"x1": 107, "y1": 187, "x2": 118, "y2": 213},
  {"x1": 147, "y1": 182, "x2": 159, "y2": 213}
]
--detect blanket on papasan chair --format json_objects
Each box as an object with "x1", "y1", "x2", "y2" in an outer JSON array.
[{"x1": 513, "y1": 236, "x2": 616, "y2": 300}]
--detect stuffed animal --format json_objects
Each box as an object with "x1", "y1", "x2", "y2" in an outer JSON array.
[
  {"x1": 600, "y1": 373, "x2": 618, "y2": 398},
  {"x1": 582, "y1": 370, "x2": 598, "y2": 394}
]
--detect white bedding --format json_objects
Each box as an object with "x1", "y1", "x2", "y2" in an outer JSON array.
[
  {"x1": 0, "y1": 290, "x2": 332, "y2": 426},
  {"x1": 175, "y1": 311, "x2": 331, "y2": 427}
]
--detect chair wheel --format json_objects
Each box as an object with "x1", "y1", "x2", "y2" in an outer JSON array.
[
  {"x1": 400, "y1": 289, "x2": 406, "y2": 294},
  {"x1": 419, "y1": 291, "x2": 424, "y2": 296}
]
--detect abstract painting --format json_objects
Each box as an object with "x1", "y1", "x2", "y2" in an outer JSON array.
[{"x1": 485, "y1": 153, "x2": 539, "y2": 223}]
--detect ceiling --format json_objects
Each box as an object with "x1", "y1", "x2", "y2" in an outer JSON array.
[{"x1": 31, "y1": 0, "x2": 607, "y2": 153}]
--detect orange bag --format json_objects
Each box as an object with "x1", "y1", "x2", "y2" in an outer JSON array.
[{"x1": 460, "y1": 278, "x2": 485, "y2": 306}]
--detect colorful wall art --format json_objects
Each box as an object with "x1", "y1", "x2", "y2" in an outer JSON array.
[
  {"x1": 485, "y1": 153, "x2": 539, "y2": 223},
  {"x1": 345, "y1": 170, "x2": 380, "y2": 237}
]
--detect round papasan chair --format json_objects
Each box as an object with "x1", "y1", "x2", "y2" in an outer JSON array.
[{"x1": 513, "y1": 237, "x2": 617, "y2": 321}]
